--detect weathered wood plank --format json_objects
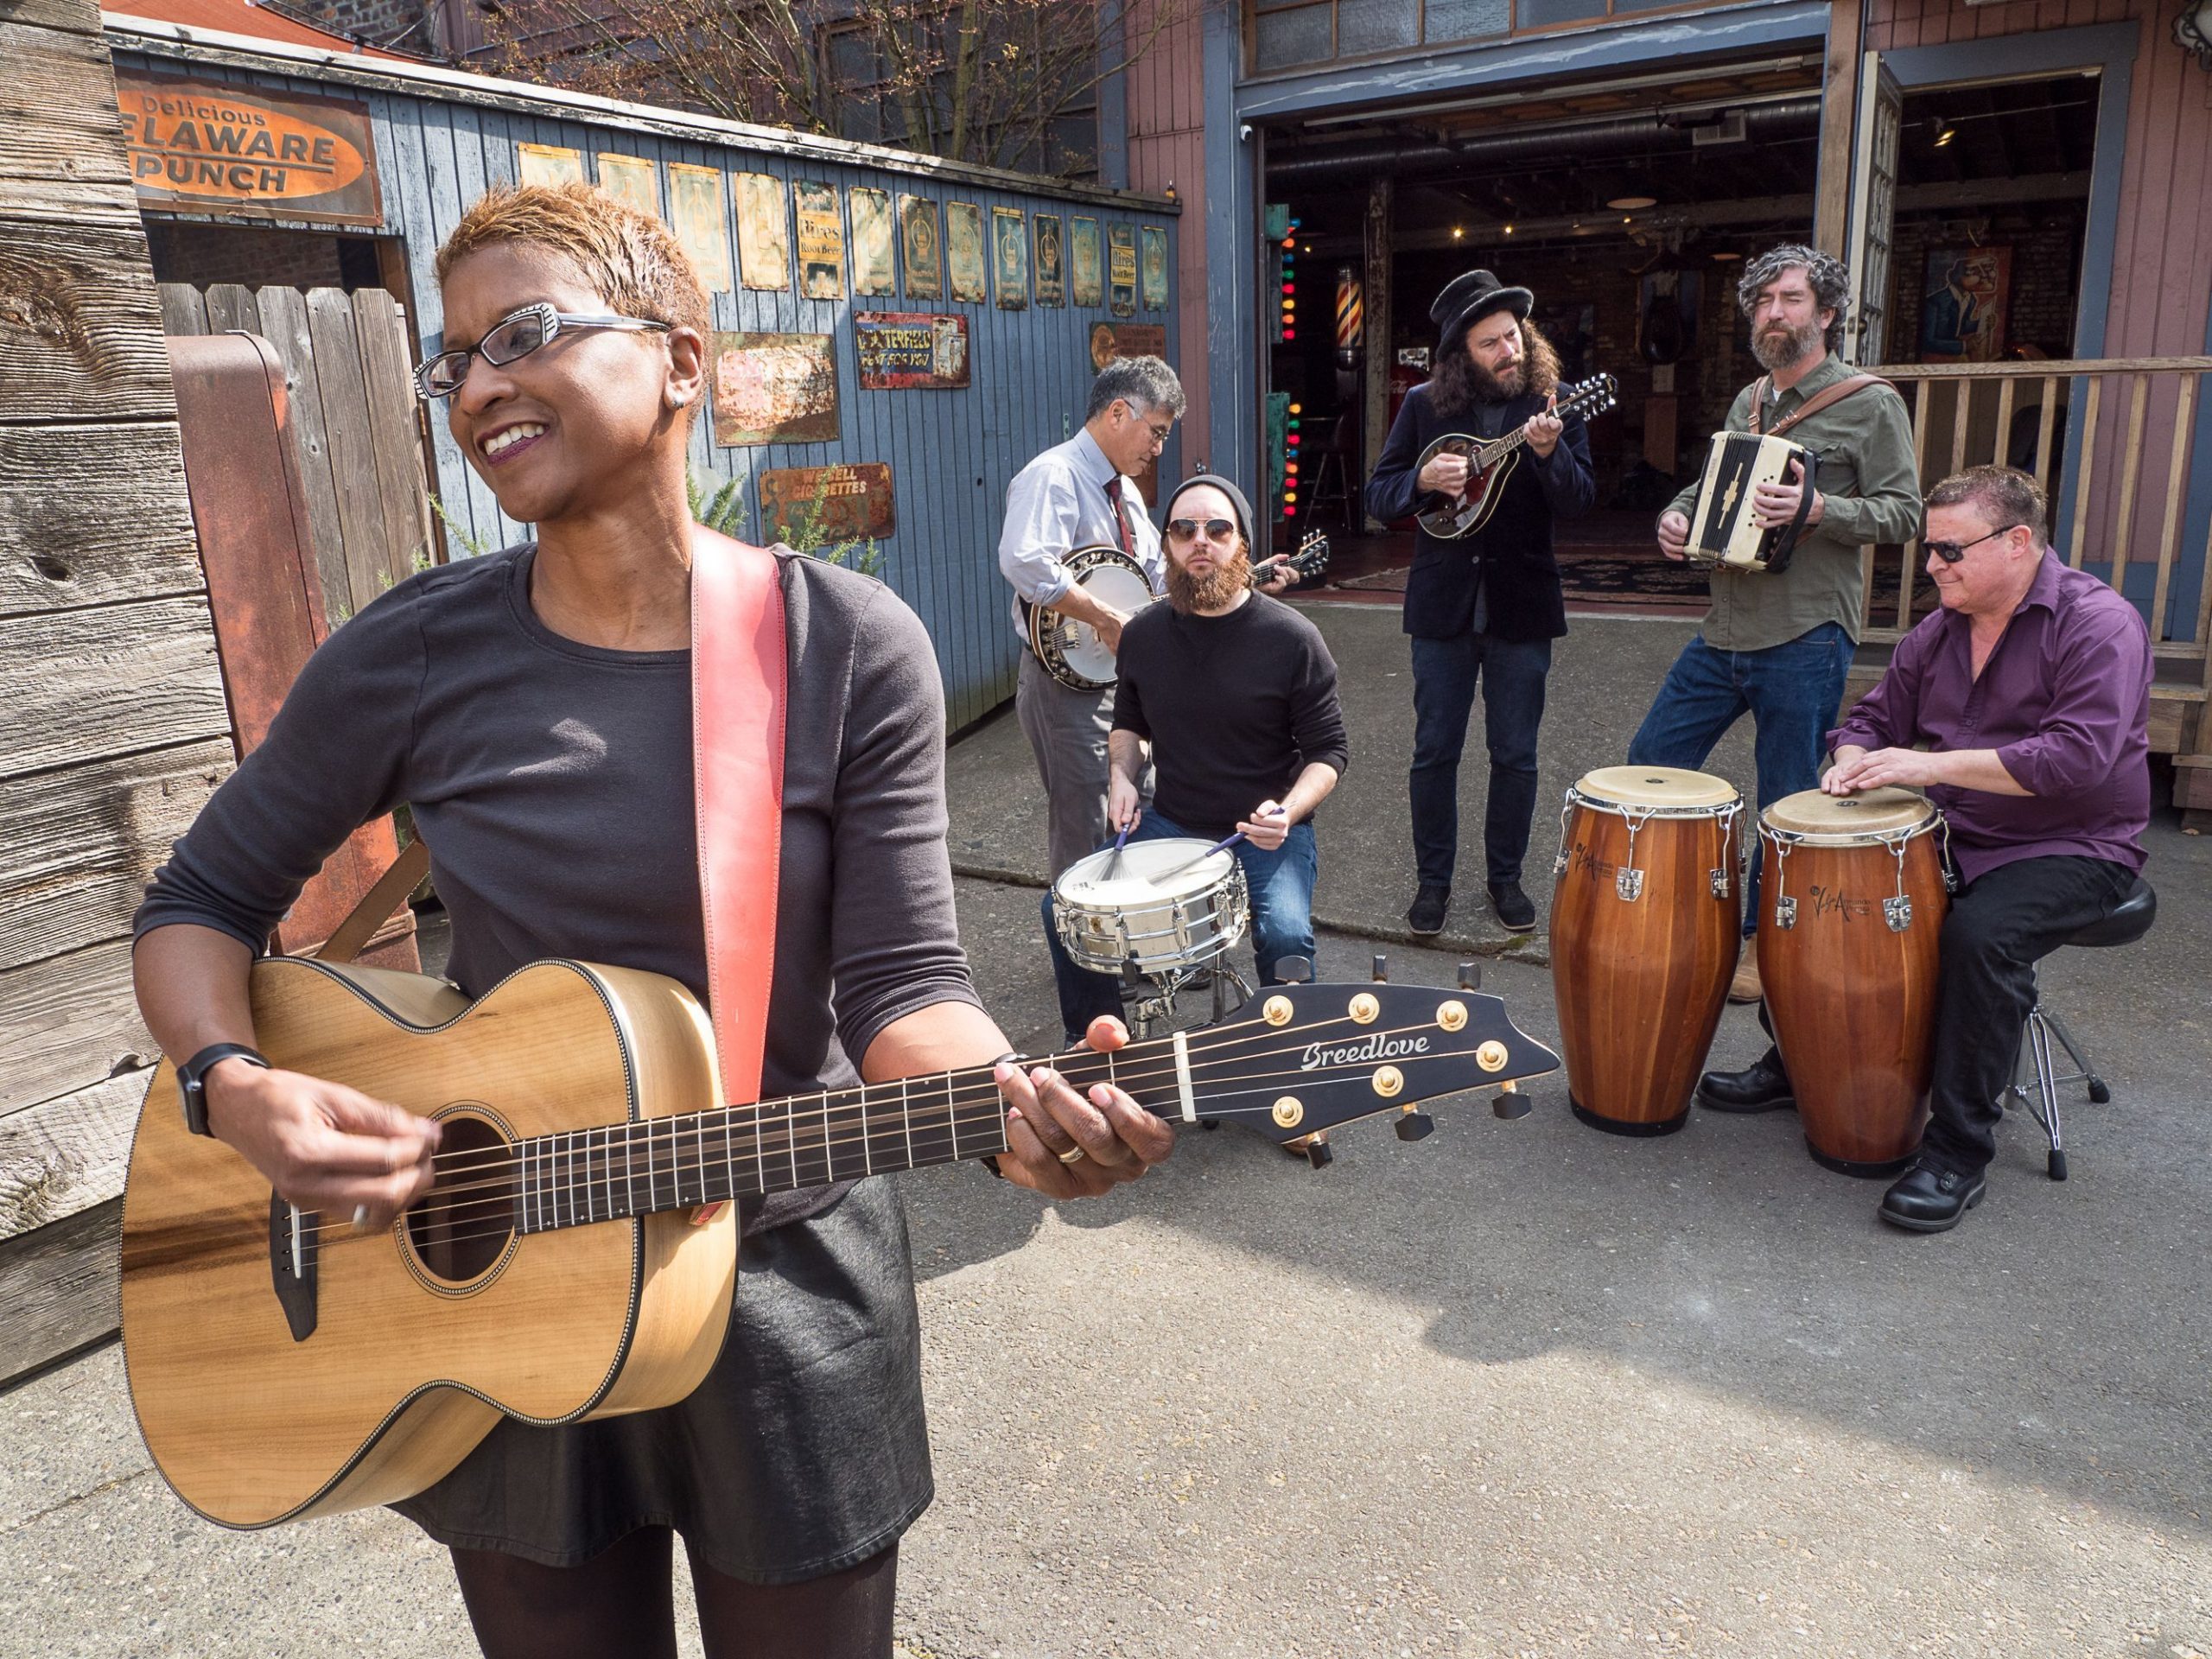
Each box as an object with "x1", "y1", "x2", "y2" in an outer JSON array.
[
  {"x1": 0, "y1": 594, "x2": 230, "y2": 782},
  {"x1": 353, "y1": 287, "x2": 435, "y2": 588},
  {"x1": 0, "y1": 421, "x2": 202, "y2": 620},
  {"x1": 158, "y1": 281, "x2": 208, "y2": 336},
  {"x1": 0, "y1": 1199, "x2": 121, "y2": 1385},
  {"x1": 0, "y1": 22, "x2": 137, "y2": 221},
  {"x1": 2149, "y1": 375, "x2": 2196, "y2": 639},
  {"x1": 305, "y1": 287, "x2": 392, "y2": 620},
  {"x1": 0, "y1": 938, "x2": 151, "y2": 1118},
  {"x1": 203, "y1": 281, "x2": 262, "y2": 338},
  {"x1": 254, "y1": 285, "x2": 353, "y2": 620},
  {"x1": 0, "y1": 1069, "x2": 147, "y2": 1242},
  {"x1": 0, "y1": 739, "x2": 231, "y2": 972},
  {"x1": 2067, "y1": 377, "x2": 2102, "y2": 569},
  {"x1": 0, "y1": 217, "x2": 175, "y2": 424},
  {"x1": 0, "y1": 0, "x2": 107, "y2": 34}
]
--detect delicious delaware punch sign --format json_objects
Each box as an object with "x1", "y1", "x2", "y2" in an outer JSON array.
[{"x1": 115, "y1": 74, "x2": 380, "y2": 226}]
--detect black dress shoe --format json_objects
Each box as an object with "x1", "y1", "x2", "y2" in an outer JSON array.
[
  {"x1": 1487, "y1": 880, "x2": 1536, "y2": 931},
  {"x1": 1696, "y1": 1046, "x2": 1796, "y2": 1113},
  {"x1": 1879, "y1": 1162, "x2": 1987, "y2": 1232},
  {"x1": 1407, "y1": 884, "x2": 1451, "y2": 936}
]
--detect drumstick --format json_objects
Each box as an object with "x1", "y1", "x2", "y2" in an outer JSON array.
[
  {"x1": 1145, "y1": 831, "x2": 1244, "y2": 884},
  {"x1": 1103, "y1": 823, "x2": 1131, "y2": 880}
]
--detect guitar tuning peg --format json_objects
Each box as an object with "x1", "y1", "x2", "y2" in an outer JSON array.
[
  {"x1": 1457, "y1": 961, "x2": 1482, "y2": 991},
  {"x1": 1492, "y1": 1081, "x2": 1531, "y2": 1121},
  {"x1": 1304, "y1": 1133, "x2": 1334, "y2": 1170},
  {"x1": 1371, "y1": 953, "x2": 1389, "y2": 983},
  {"x1": 1276, "y1": 956, "x2": 1313, "y2": 985},
  {"x1": 1395, "y1": 1109, "x2": 1434, "y2": 1142}
]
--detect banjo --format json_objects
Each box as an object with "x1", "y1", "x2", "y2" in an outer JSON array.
[
  {"x1": 1414, "y1": 374, "x2": 1618, "y2": 540},
  {"x1": 1023, "y1": 531, "x2": 1332, "y2": 693}
]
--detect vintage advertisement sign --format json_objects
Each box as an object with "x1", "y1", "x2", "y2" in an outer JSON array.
[
  {"x1": 710, "y1": 332, "x2": 838, "y2": 447},
  {"x1": 992, "y1": 206, "x2": 1027, "y2": 309},
  {"x1": 518, "y1": 143, "x2": 584, "y2": 188},
  {"x1": 116, "y1": 75, "x2": 381, "y2": 227},
  {"x1": 855, "y1": 312, "x2": 969, "y2": 390},
  {"x1": 667, "y1": 163, "x2": 732, "y2": 291},
  {"x1": 795, "y1": 181, "x2": 846, "y2": 300},
  {"x1": 850, "y1": 188, "x2": 895, "y2": 297},
  {"x1": 1033, "y1": 214, "x2": 1065, "y2": 308},
  {"x1": 737, "y1": 172, "x2": 791, "y2": 290},
  {"x1": 595, "y1": 152, "x2": 658, "y2": 218},
  {"x1": 1108, "y1": 225, "x2": 1137, "y2": 317},
  {"x1": 1089, "y1": 321, "x2": 1168, "y2": 372},
  {"x1": 1071, "y1": 217, "x2": 1102, "y2": 308},
  {"x1": 759, "y1": 462, "x2": 896, "y2": 543},
  {"x1": 1141, "y1": 226, "x2": 1169, "y2": 312},
  {"x1": 900, "y1": 195, "x2": 942, "y2": 301},
  {"x1": 946, "y1": 201, "x2": 985, "y2": 302}
]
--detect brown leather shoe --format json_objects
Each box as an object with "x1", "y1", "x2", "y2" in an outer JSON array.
[{"x1": 1727, "y1": 937, "x2": 1763, "y2": 1004}]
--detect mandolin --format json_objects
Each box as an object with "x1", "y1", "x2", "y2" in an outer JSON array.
[
  {"x1": 121, "y1": 954, "x2": 1557, "y2": 1529},
  {"x1": 1414, "y1": 374, "x2": 1618, "y2": 540}
]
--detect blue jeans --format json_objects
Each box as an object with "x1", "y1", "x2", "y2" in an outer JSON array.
[
  {"x1": 1043, "y1": 809, "x2": 1319, "y2": 1043},
  {"x1": 1626, "y1": 623, "x2": 1856, "y2": 933},
  {"x1": 1408, "y1": 632, "x2": 1554, "y2": 889}
]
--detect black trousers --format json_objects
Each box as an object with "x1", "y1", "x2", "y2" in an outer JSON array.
[{"x1": 1920, "y1": 853, "x2": 2134, "y2": 1176}]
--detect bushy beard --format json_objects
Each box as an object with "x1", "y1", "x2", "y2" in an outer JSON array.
[
  {"x1": 1752, "y1": 318, "x2": 1823, "y2": 372},
  {"x1": 1166, "y1": 543, "x2": 1251, "y2": 614}
]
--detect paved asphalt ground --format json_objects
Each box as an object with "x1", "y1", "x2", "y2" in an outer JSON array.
[{"x1": 5, "y1": 606, "x2": 2208, "y2": 1656}]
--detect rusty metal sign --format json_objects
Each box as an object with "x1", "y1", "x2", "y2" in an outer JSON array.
[
  {"x1": 1089, "y1": 321, "x2": 1168, "y2": 371},
  {"x1": 117, "y1": 74, "x2": 381, "y2": 227},
  {"x1": 710, "y1": 333, "x2": 838, "y2": 447},
  {"x1": 1108, "y1": 225, "x2": 1137, "y2": 317},
  {"x1": 759, "y1": 463, "x2": 896, "y2": 543},
  {"x1": 855, "y1": 312, "x2": 969, "y2": 389}
]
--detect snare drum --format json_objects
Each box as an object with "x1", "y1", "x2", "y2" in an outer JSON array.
[
  {"x1": 1052, "y1": 837, "x2": 1249, "y2": 976},
  {"x1": 1758, "y1": 788, "x2": 1950, "y2": 1175},
  {"x1": 1550, "y1": 766, "x2": 1744, "y2": 1135}
]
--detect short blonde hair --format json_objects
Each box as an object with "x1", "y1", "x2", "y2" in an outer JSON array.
[{"x1": 435, "y1": 181, "x2": 709, "y2": 345}]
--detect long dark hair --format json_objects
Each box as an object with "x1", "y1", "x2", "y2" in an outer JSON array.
[{"x1": 1428, "y1": 316, "x2": 1561, "y2": 417}]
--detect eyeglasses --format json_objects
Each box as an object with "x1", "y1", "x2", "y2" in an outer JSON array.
[
  {"x1": 416, "y1": 302, "x2": 671, "y2": 400},
  {"x1": 1166, "y1": 517, "x2": 1237, "y2": 544},
  {"x1": 1923, "y1": 524, "x2": 2022, "y2": 564}
]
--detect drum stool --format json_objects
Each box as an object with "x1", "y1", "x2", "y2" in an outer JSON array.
[{"x1": 2005, "y1": 875, "x2": 2156, "y2": 1182}]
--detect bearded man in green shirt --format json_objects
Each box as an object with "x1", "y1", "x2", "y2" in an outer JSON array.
[{"x1": 1629, "y1": 244, "x2": 1923, "y2": 1024}]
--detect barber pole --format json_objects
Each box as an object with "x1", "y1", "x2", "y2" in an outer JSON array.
[{"x1": 1335, "y1": 267, "x2": 1363, "y2": 368}]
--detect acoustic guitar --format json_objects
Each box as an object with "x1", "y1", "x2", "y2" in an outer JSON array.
[
  {"x1": 121, "y1": 955, "x2": 1557, "y2": 1529},
  {"x1": 1414, "y1": 374, "x2": 1618, "y2": 540}
]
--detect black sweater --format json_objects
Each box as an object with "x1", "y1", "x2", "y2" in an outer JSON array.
[
  {"x1": 1366, "y1": 381, "x2": 1595, "y2": 643},
  {"x1": 1112, "y1": 594, "x2": 1351, "y2": 842}
]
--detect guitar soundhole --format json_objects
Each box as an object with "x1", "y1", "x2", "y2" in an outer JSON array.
[{"x1": 404, "y1": 1113, "x2": 517, "y2": 1287}]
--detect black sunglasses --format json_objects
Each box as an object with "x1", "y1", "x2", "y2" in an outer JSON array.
[
  {"x1": 1166, "y1": 517, "x2": 1238, "y2": 544},
  {"x1": 1924, "y1": 524, "x2": 2022, "y2": 564},
  {"x1": 416, "y1": 302, "x2": 671, "y2": 400}
]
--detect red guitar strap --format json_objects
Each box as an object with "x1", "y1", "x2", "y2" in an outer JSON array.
[{"x1": 690, "y1": 533, "x2": 787, "y2": 1219}]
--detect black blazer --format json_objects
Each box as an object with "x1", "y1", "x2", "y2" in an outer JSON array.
[{"x1": 1366, "y1": 382, "x2": 1595, "y2": 642}]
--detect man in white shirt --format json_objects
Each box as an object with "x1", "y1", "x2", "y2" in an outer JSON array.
[{"x1": 999, "y1": 356, "x2": 1183, "y2": 878}]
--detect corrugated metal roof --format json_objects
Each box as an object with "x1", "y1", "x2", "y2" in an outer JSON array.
[{"x1": 105, "y1": 0, "x2": 416, "y2": 61}]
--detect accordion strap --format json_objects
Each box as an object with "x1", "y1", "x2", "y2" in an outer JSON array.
[{"x1": 1750, "y1": 372, "x2": 1896, "y2": 439}]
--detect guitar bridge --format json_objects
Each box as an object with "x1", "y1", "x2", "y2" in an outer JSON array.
[{"x1": 268, "y1": 1191, "x2": 320, "y2": 1342}]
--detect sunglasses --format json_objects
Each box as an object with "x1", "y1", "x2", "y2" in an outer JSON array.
[
  {"x1": 1166, "y1": 517, "x2": 1238, "y2": 544},
  {"x1": 1924, "y1": 524, "x2": 2021, "y2": 564},
  {"x1": 416, "y1": 302, "x2": 671, "y2": 400}
]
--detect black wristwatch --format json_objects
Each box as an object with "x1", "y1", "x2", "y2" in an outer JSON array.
[{"x1": 176, "y1": 1043, "x2": 270, "y2": 1138}]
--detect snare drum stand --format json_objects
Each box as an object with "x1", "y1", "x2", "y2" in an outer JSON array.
[{"x1": 1117, "y1": 953, "x2": 1251, "y2": 1040}]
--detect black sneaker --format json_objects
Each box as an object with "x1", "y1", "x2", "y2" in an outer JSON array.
[
  {"x1": 1487, "y1": 880, "x2": 1536, "y2": 931},
  {"x1": 1407, "y1": 884, "x2": 1451, "y2": 935}
]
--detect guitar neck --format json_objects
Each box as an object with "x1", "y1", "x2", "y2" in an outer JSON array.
[{"x1": 512, "y1": 1041, "x2": 1185, "y2": 1233}]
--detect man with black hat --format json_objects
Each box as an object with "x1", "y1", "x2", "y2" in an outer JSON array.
[
  {"x1": 1369, "y1": 270, "x2": 1595, "y2": 937},
  {"x1": 1040, "y1": 474, "x2": 1349, "y2": 1046}
]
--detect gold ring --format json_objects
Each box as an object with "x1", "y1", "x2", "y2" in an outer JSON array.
[{"x1": 1056, "y1": 1145, "x2": 1087, "y2": 1165}]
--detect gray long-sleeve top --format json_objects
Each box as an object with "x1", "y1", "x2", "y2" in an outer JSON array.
[{"x1": 134, "y1": 545, "x2": 981, "y2": 1233}]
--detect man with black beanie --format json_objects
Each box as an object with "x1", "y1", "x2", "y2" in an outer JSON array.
[{"x1": 1368, "y1": 270, "x2": 1595, "y2": 936}]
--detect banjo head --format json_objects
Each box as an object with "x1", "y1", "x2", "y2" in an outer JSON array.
[{"x1": 1030, "y1": 545, "x2": 1153, "y2": 690}]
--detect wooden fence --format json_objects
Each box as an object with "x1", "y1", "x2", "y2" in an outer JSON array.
[{"x1": 159, "y1": 283, "x2": 437, "y2": 625}]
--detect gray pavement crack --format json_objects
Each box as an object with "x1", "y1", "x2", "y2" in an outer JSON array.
[{"x1": 3, "y1": 1464, "x2": 158, "y2": 1537}]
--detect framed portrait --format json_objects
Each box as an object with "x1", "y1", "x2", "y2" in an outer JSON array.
[
  {"x1": 1107, "y1": 224, "x2": 1136, "y2": 317},
  {"x1": 1071, "y1": 216, "x2": 1102, "y2": 308},
  {"x1": 1033, "y1": 213, "x2": 1065, "y2": 308},
  {"x1": 849, "y1": 188, "x2": 895, "y2": 297},
  {"x1": 992, "y1": 206, "x2": 1027, "y2": 309},
  {"x1": 1918, "y1": 245, "x2": 2011, "y2": 363},
  {"x1": 1140, "y1": 226, "x2": 1167, "y2": 312},
  {"x1": 899, "y1": 194, "x2": 942, "y2": 301},
  {"x1": 666, "y1": 163, "x2": 731, "y2": 292},
  {"x1": 595, "y1": 152, "x2": 658, "y2": 218},
  {"x1": 946, "y1": 200, "x2": 985, "y2": 302},
  {"x1": 793, "y1": 181, "x2": 845, "y2": 302},
  {"x1": 736, "y1": 173, "x2": 791, "y2": 291}
]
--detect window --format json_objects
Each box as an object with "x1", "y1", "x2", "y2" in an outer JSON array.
[{"x1": 1246, "y1": 0, "x2": 1705, "y2": 73}]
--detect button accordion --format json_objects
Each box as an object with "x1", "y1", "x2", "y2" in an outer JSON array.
[{"x1": 1684, "y1": 432, "x2": 1818, "y2": 575}]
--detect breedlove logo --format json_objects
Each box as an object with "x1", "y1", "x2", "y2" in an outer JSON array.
[{"x1": 1300, "y1": 1031, "x2": 1431, "y2": 1071}]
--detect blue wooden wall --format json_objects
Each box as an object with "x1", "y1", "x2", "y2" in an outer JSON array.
[{"x1": 114, "y1": 48, "x2": 1182, "y2": 729}]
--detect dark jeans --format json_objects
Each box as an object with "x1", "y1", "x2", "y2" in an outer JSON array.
[
  {"x1": 1918, "y1": 854, "x2": 2134, "y2": 1178},
  {"x1": 1044, "y1": 808, "x2": 1319, "y2": 1044},
  {"x1": 1408, "y1": 632, "x2": 1554, "y2": 889},
  {"x1": 1626, "y1": 622, "x2": 1856, "y2": 933}
]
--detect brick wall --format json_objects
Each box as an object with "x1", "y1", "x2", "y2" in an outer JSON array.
[
  {"x1": 1879, "y1": 205, "x2": 2086, "y2": 363},
  {"x1": 277, "y1": 0, "x2": 429, "y2": 47},
  {"x1": 145, "y1": 221, "x2": 351, "y2": 290}
]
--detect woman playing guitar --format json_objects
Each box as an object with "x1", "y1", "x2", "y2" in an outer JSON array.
[{"x1": 129, "y1": 181, "x2": 1170, "y2": 1659}]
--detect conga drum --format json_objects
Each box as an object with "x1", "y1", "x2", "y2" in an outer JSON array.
[
  {"x1": 1758, "y1": 788, "x2": 1949, "y2": 1175},
  {"x1": 1550, "y1": 766, "x2": 1744, "y2": 1135}
]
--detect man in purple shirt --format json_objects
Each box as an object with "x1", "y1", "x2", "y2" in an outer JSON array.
[{"x1": 1698, "y1": 465, "x2": 2152, "y2": 1232}]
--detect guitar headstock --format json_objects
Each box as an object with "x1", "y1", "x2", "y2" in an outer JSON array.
[
  {"x1": 1559, "y1": 374, "x2": 1618, "y2": 423},
  {"x1": 1253, "y1": 530, "x2": 1332, "y2": 589},
  {"x1": 1185, "y1": 980, "x2": 1558, "y2": 1145}
]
